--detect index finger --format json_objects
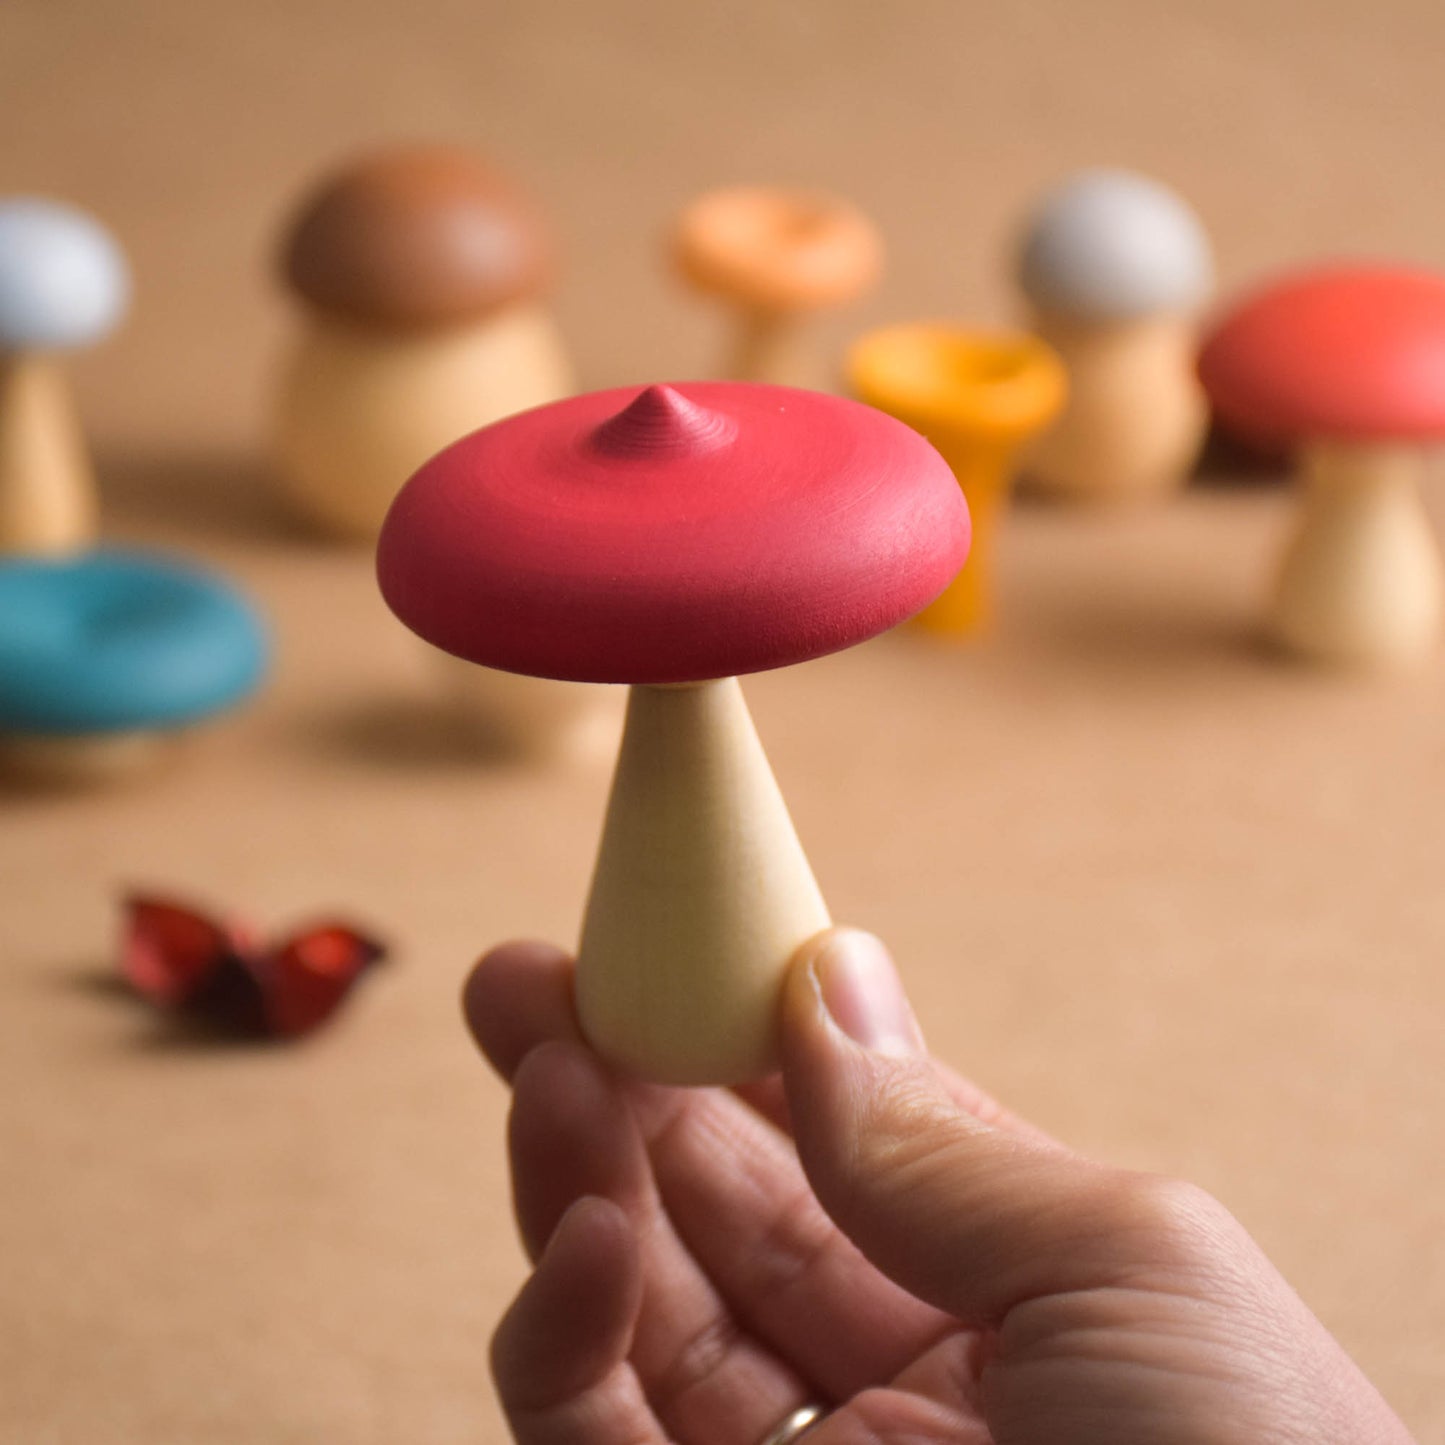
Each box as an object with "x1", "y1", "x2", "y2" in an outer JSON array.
[{"x1": 462, "y1": 940, "x2": 1059, "y2": 1148}]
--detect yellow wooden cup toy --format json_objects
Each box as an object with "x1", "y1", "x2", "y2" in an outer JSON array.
[{"x1": 848, "y1": 323, "x2": 1066, "y2": 635}]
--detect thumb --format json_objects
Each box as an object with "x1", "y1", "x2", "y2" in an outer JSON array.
[{"x1": 779, "y1": 927, "x2": 1206, "y2": 1327}]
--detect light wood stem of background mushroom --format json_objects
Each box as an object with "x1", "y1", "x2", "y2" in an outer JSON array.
[
  {"x1": 726, "y1": 311, "x2": 812, "y2": 388},
  {"x1": 0, "y1": 730, "x2": 169, "y2": 784},
  {"x1": 1025, "y1": 311, "x2": 1207, "y2": 503},
  {"x1": 431, "y1": 651, "x2": 623, "y2": 764},
  {"x1": 1271, "y1": 440, "x2": 1443, "y2": 666},
  {"x1": 0, "y1": 355, "x2": 99, "y2": 554},
  {"x1": 576, "y1": 676, "x2": 831, "y2": 1085},
  {"x1": 273, "y1": 306, "x2": 571, "y2": 541}
]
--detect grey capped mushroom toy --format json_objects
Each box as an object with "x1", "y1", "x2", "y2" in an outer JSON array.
[
  {"x1": 1015, "y1": 168, "x2": 1214, "y2": 504},
  {"x1": 0, "y1": 198, "x2": 129, "y2": 554}
]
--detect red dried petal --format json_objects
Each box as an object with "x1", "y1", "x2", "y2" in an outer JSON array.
[
  {"x1": 255, "y1": 925, "x2": 386, "y2": 1038},
  {"x1": 121, "y1": 895, "x2": 242, "y2": 1007}
]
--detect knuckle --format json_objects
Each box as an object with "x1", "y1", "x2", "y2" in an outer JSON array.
[
  {"x1": 488, "y1": 1305, "x2": 533, "y2": 1408},
  {"x1": 853, "y1": 1073, "x2": 965, "y2": 1182},
  {"x1": 820, "y1": 1068, "x2": 1002, "y2": 1235},
  {"x1": 649, "y1": 1310, "x2": 744, "y2": 1417},
  {"x1": 1127, "y1": 1174, "x2": 1226, "y2": 1237},
  {"x1": 750, "y1": 1179, "x2": 839, "y2": 1296},
  {"x1": 845, "y1": 1386, "x2": 966, "y2": 1445},
  {"x1": 1103, "y1": 1171, "x2": 1242, "y2": 1270}
]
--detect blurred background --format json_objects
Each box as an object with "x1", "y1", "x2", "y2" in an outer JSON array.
[
  {"x1": 3, "y1": 3, "x2": 1444, "y2": 1443},
  {"x1": 8, "y1": 0, "x2": 1445, "y2": 453}
]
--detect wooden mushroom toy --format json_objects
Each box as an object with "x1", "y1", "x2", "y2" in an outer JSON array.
[
  {"x1": 273, "y1": 144, "x2": 573, "y2": 542},
  {"x1": 0, "y1": 198, "x2": 129, "y2": 554},
  {"x1": 1016, "y1": 169, "x2": 1214, "y2": 504},
  {"x1": 378, "y1": 382, "x2": 968, "y2": 1084},
  {"x1": 673, "y1": 187, "x2": 883, "y2": 388},
  {"x1": 1199, "y1": 264, "x2": 1445, "y2": 667},
  {"x1": 0, "y1": 550, "x2": 269, "y2": 782},
  {"x1": 847, "y1": 323, "x2": 1066, "y2": 636}
]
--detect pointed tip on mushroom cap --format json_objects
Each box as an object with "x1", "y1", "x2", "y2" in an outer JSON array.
[
  {"x1": 590, "y1": 384, "x2": 738, "y2": 458},
  {"x1": 0, "y1": 198, "x2": 129, "y2": 352},
  {"x1": 1017, "y1": 168, "x2": 1213, "y2": 321}
]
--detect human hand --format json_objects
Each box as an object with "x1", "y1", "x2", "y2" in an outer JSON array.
[{"x1": 467, "y1": 927, "x2": 1413, "y2": 1445}]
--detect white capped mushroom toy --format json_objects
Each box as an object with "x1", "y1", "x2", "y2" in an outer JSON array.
[
  {"x1": 1016, "y1": 168, "x2": 1215, "y2": 504},
  {"x1": 378, "y1": 382, "x2": 969, "y2": 1085},
  {"x1": 0, "y1": 198, "x2": 129, "y2": 553}
]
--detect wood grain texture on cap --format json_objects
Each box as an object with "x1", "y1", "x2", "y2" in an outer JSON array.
[
  {"x1": 279, "y1": 145, "x2": 554, "y2": 331},
  {"x1": 376, "y1": 381, "x2": 970, "y2": 684}
]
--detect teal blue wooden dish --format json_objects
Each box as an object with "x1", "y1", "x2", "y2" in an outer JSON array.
[{"x1": 0, "y1": 548, "x2": 269, "y2": 780}]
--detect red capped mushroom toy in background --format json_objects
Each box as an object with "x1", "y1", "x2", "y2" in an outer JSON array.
[
  {"x1": 1199, "y1": 264, "x2": 1445, "y2": 667},
  {"x1": 377, "y1": 382, "x2": 968, "y2": 1085}
]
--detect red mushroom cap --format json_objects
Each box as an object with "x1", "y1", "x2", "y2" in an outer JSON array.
[
  {"x1": 376, "y1": 382, "x2": 969, "y2": 684},
  {"x1": 1199, "y1": 264, "x2": 1445, "y2": 445}
]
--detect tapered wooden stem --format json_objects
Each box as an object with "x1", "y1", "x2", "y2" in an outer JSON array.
[
  {"x1": 1026, "y1": 311, "x2": 1207, "y2": 503},
  {"x1": 913, "y1": 428, "x2": 1015, "y2": 635},
  {"x1": 1271, "y1": 441, "x2": 1443, "y2": 666},
  {"x1": 576, "y1": 677, "x2": 831, "y2": 1085},
  {"x1": 726, "y1": 311, "x2": 810, "y2": 387},
  {"x1": 0, "y1": 355, "x2": 99, "y2": 554},
  {"x1": 273, "y1": 304, "x2": 572, "y2": 541}
]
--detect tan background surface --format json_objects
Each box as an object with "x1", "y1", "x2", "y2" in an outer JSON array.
[{"x1": 2, "y1": 2, "x2": 1444, "y2": 1441}]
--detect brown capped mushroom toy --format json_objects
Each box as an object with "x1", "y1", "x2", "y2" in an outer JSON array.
[
  {"x1": 275, "y1": 145, "x2": 608, "y2": 756},
  {"x1": 673, "y1": 187, "x2": 883, "y2": 388},
  {"x1": 378, "y1": 382, "x2": 968, "y2": 1085},
  {"x1": 1199, "y1": 264, "x2": 1445, "y2": 667},
  {"x1": 273, "y1": 144, "x2": 573, "y2": 541}
]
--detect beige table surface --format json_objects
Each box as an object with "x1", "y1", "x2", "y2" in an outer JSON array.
[{"x1": 3, "y1": 2, "x2": 1445, "y2": 1442}]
